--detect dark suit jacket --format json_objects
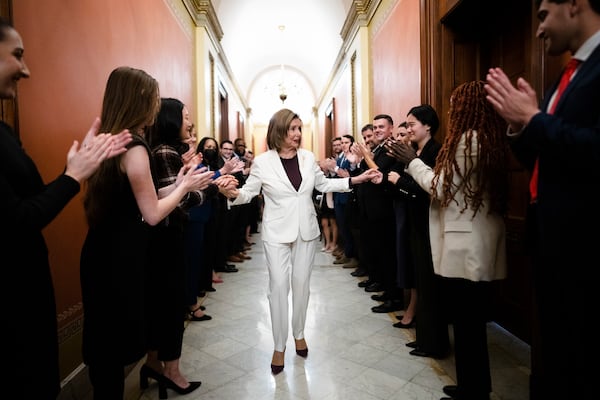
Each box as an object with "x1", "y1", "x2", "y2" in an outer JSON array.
[
  {"x1": 355, "y1": 143, "x2": 397, "y2": 221},
  {"x1": 512, "y1": 44, "x2": 600, "y2": 267}
]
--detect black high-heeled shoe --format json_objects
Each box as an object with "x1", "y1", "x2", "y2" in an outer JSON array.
[
  {"x1": 296, "y1": 348, "x2": 308, "y2": 358},
  {"x1": 189, "y1": 306, "x2": 212, "y2": 321},
  {"x1": 270, "y1": 363, "x2": 284, "y2": 375},
  {"x1": 139, "y1": 364, "x2": 163, "y2": 389},
  {"x1": 294, "y1": 339, "x2": 308, "y2": 358},
  {"x1": 271, "y1": 349, "x2": 285, "y2": 375},
  {"x1": 157, "y1": 375, "x2": 201, "y2": 399}
]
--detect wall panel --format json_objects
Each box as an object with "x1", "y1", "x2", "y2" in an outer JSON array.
[{"x1": 13, "y1": 0, "x2": 194, "y2": 379}]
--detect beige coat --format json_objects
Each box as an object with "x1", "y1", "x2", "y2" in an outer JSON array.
[{"x1": 406, "y1": 131, "x2": 507, "y2": 282}]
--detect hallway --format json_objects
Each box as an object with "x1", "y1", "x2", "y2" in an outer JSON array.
[{"x1": 134, "y1": 229, "x2": 530, "y2": 400}]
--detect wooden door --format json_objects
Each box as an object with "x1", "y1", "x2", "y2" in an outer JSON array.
[
  {"x1": 423, "y1": 0, "x2": 539, "y2": 344},
  {"x1": 324, "y1": 98, "x2": 335, "y2": 157}
]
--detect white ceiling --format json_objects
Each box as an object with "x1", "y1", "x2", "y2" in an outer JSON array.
[{"x1": 212, "y1": 0, "x2": 353, "y2": 123}]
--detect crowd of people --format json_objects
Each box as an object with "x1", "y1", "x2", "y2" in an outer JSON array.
[{"x1": 6, "y1": 1, "x2": 599, "y2": 398}]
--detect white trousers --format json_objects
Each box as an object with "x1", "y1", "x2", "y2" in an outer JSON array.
[{"x1": 263, "y1": 236, "x2": 317, "y2": 352}]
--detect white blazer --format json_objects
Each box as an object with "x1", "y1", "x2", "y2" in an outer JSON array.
[
  {"x1": 230, "y1": 148, "x2": 351, "y2": 243},
  {"x1": 406, "y1": 131, "x2": 507, "y2": 282}
]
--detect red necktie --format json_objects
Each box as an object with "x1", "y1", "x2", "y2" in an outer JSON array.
[{"x1": 529, "y1": 58, "x2": 581, "y2": 203}]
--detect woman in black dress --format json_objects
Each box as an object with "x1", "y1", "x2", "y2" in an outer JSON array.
[{"x1": 80, "y1": 67, "x2": 212, "y2": 400}]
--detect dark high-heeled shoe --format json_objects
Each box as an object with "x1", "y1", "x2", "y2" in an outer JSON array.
[
  {"x1": 189, "y1": 307, "x2": 212, "y2": 321},
  {"x1": 139, "y1": 364, "x2": 162, "y2": 389},
  {"x1": 157, "y1": 375, "x2": 201, "y2": 399},
  {"x1": 296, "y1": 348, "x2": 308, "y2": 358},
  {"x1": 270, "y1": 363, "x2": 284, "y2": 375},
  {"x1": 271, "y1": 349, "x2": 285, "y2": 375},
  {"x1": 294, "y1": 339, "x2": 308, "y2": 358}
]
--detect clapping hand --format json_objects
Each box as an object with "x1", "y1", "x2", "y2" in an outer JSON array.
[
  {"x1": 222, "y1": 157, "x2": 245, "y2": 174},
  {"x1": 65, "y1": 117, "x2": 132, "y2": 182},
  {"x1": 385, "y1": 139, "x2": 417, "y2": 165},
  {"x1": 336, "y1": 168, "x2": 350, "y2": 178},
  {"x1": 320, "y1": 157, "x2": 336, "y2": 173},
  {"x1": 182, "y1": 145, "x2": 199, "y2": 167},
  {"x1": 484, "y1": 67, "x2": 540, "y2": 132}
]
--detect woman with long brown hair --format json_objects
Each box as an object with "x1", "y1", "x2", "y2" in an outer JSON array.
[{"x1": 80, "y1": 67, "x2": 212, "y2": 399}]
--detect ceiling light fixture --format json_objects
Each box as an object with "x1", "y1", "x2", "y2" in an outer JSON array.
[{"x1": 278, "y1": 25, "x2": 287, "y2": 103}]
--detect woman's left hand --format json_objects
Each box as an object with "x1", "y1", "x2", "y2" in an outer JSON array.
[{"x1": 385, "y1": 139, "x2": 416, "y2": 165}]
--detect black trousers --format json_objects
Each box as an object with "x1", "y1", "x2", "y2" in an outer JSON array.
[{"x1": 444, "y1": 277, "x2": 492, "y2": 400}]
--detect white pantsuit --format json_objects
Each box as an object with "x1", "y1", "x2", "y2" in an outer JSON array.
[
  {"x1": 263, "y1": 238, "x2": 316, "y2": 350},
  {"x1": 230, "y1": 149, "x2": 351, "y2": 351}
]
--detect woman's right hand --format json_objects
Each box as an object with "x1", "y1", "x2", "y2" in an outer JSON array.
[
  {"x1": 65, "y1": 117, "x2": 132, "y2": 182},
  {"x1": 180, "y1": 167, "x2": 214, "y2": 192},
  {"x1": 221, "y1": 157, "x2": 245, "y2": 174}
]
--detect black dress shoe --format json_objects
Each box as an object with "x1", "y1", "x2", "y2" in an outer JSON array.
[
  {"x1": 371, "y1": 292, "x2": 389, "y2": 302},
  {"x1": 409, "y1": 348, "x2": 447, "y2": 359},
  {"x1": 393, "y1": 319, "x2": 415, "y2": 328},
  {"x1": 405, "y1": 340, "x2": 418, "y2": 348},
  {"x1": 443, "y1": 385, "x2": 458, "y2": 397},
  {"x1": 365, "y1": 282, "x2": 384, "y2": 292},
  {"x1": 358, "y1": 279, "x2": 372, "y2": 288},
  {"x1": 371, "y1": 300, "x2": 403, "y2": 313},
  {"x1": 351, "y1": 268, "x2": 368, "y2": 277}
]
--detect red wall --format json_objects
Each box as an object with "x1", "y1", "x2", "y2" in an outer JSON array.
[
  {"x1": 13, "y1": 0, "x2": 194, "y2": 375},
  {"x1": 372, "y1": 0, "x2": 421, "y2": 124}
]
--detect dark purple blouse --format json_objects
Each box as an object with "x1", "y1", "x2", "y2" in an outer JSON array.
[{"x1": 280, "y1": 154, "x2": 302, "y2": 191}]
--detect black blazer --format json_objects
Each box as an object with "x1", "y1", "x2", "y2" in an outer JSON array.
[
  {"x1": 355, "y1": 143, "x2": 396, "y2": 221},
  {"x1": 0, "y1": 121, "x2": 80, "y2": 397},
  {"x1": 395, "y1": 138, "x2": 441, "y2": 204}
]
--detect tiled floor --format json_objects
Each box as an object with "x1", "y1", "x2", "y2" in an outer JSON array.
[{"x1": 134, "y1": 230, "x2": 530, "y2": 400}]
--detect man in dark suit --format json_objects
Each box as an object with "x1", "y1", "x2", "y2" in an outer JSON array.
[
  {"x1": 485, "y1": 1, "x2": 600, "y2": 398},
  {"x1": 355, "y1": 114, "x2": 402, "y2": 313}
]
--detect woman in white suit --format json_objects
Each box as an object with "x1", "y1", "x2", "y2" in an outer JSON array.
[
  {"x1": 228, "y1": 109, "x2": 379, "y2": 374},
  {"x1": 385, "y1": 81, "x2": 510, "y2": 400}
]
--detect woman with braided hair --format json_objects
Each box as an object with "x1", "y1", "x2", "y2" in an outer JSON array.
[{"x1": 386, "y1": 80, "x2": 510, "y2": 400}]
